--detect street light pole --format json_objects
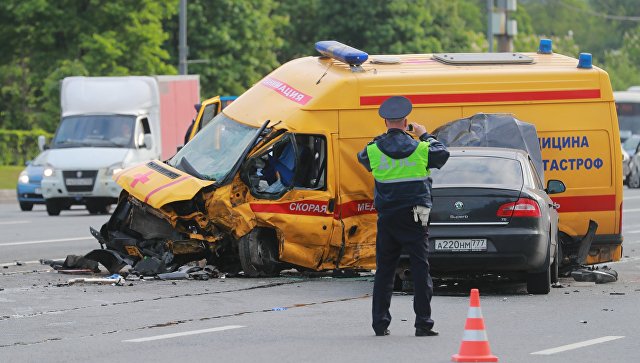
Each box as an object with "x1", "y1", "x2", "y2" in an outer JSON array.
[
  {"x1": 178, "y1": 0, "x2": 188, "y2": 75},
  {"x1": 487, "y1": 0, "x2": 494, "y2": 52}
]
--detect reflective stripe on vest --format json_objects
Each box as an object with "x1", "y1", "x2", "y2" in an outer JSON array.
[{"x1": 366, "y1": 141, "x2": 430, "y2": 183}]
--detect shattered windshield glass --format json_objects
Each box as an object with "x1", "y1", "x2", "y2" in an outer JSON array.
[
  {"x1": 51, "y1": 115, "x2": 135, "y2": 148},
  {"x1": 169, "y1": 113, "x2": 258, "y2": 181}
]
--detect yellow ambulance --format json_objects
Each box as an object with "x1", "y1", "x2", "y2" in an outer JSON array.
[
  {"x1": 106, "y1": 40, "x2": 622, "y2": 277},
  {"x1": 185, "y1": 95, "x2": 238, "y2": 142}
]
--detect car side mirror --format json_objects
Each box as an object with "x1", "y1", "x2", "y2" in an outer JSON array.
[
  {"x1": 38, "y1": 135, "x2": 46, "y2": 151},
  {"x1": 143, "y1": 134, "x2": 153, "y2": 150},
  {"x1": 546, "y1": 179, "x2": 566, "y2": 195}
]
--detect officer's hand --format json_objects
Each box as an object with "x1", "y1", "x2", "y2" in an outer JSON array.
[{"x1": 408, "y1": 122, "x2": 427, "y2": 137}]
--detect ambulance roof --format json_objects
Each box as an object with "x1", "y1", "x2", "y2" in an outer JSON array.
[{"x1": 224, "y1": 51, "x2": 613, "y2": 131}]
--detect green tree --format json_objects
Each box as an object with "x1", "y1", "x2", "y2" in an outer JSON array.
[
  {"x1": 604, "y1": 26, "x2": 640, "y2": 90},
  {"x1": 0, "y1": 0, "x2": 178, "y2": 132},
  {"x1": 275, "y1": 0, "x2": 484, "y2": 62},
  {"x1": 165, "y1": 0, "x2": 286, "y2": 97}
]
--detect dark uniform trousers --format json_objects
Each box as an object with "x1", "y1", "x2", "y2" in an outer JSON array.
[{"x1": 372, "y1": 207, "x2": 434, "y2": 332}]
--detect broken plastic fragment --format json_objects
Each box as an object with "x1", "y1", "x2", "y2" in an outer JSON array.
[{"x1": 571, "y1": 268, "x2": 618, "y2": 284}]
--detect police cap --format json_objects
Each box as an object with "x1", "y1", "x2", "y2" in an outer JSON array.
[{"x1": 378, "y1": 96, "x2": 412, "y2": 120}]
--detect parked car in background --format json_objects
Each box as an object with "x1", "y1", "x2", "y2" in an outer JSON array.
[
  {"x1": 16, "y1": 153, "x2": 46, "y2": 211},
  {"x1": 623, "y1": 147, "x2": 631, "y2": 184},
  {"x1": 424, "y1": 147, "x2": 565, "y2": 294},
  {"x1": 628, "y1": 150, "x2": 640, "y2": 188},
  {"x1": 622, "y1": 134, "x2": 640, "y2": 185},
  {"x1": 623, "y1": 134, "x2": 640, "y2": 156}
]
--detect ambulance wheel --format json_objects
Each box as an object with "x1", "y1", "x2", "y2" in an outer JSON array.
[
  {"x1": 238, "y1": 228, "x2": 282, "y2": 277},
  {"x1": 45, "y1": 200, "x2": 62, "y2": 216},
  {"x1": 19, "y1": 202, "x2": 34, "y2": 211}
]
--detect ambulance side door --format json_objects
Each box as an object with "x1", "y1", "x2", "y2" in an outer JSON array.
[
  {"x1": 240, "y1": 132, "x2": 338, "y2": 270},
  {"x1": 189, "y1": 96, "x2": 222, "y2": 141}
]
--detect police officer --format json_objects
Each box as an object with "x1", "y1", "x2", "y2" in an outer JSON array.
[{"x1": 357, "y1": 96, "x2": 449, "y2": 337}]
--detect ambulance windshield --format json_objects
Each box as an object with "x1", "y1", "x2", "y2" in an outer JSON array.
[{"x1": 169, "y1": 113, "x2": 258, "y2": 181}]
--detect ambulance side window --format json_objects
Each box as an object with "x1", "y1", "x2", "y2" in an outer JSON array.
[
  {"x1": 199, "y1": 102, "x2": 220, "y2": 132},
  {"x1": 292, "y1": 134, "x2": 326, "y2": 190},
  {"x1": 243, "y1": 134, "x2": 327, "y2": 199}
]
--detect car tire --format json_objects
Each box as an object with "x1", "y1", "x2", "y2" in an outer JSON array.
[
  {"x1": 87, "y1": 202, "x2": 110, "y2": 215},
  {"x1": 527, "y1": 245, "x2": 551, "y2": 294},
  {"x1": 550, "y1": 241, "x2": 559, "y2": 284},
  {"x1": 45, "y1": 200, "x2": 62, "y2": 216},
  {"x1": 629, "y1": 171, "x2": 640, "y2": 189},
  {"x1": 238, "y1": 228, "x2": 282, "y2": 277},
  {"x1": 19, "y1": 202, "x2": 34, "y2": 211}
]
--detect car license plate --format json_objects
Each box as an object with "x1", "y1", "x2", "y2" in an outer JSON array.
[
  {"x1": 65, "y1": 178, "x2": 93, "y2": 186},
  {"x1": 434, "y1": 239, "x2": 487, "y2": 251}
]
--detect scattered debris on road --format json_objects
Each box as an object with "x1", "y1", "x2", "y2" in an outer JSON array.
[
  {"x1": 68, "y1": 274, "x2": 125, "y2": 286},
  {"x1": 571, "y1": 265, "x2": 618, "y2": 284}
]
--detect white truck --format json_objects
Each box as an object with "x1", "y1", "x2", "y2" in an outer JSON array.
[{"x1": 40, "y1": 75, "x2": 200, "y2": 215}]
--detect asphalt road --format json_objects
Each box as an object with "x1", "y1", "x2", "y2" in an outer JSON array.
[{"x1": 1, "y1": 189, "x2": 639, "y2": 363}]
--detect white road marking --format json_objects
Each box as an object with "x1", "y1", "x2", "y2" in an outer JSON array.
[
  {"x1": 623, "y1": 208, "x2": 640, "y2": 213},
  {"x1": 123, "y1": 325, "x2": 245, "y2": 343},
  {"x1": 531, "y1": 336, "x2": 624, "y2": 355},
  {"x1": 625, "y1": 229, "x2": 640, "y2": 234},
  {"x1": 0, "y1": 221, "x2": 30, "y2": 225},
  {"x1": 0, "y1": 237, "x2": 93, "y2": 247},
  {"x1": 623, "y1": 195, "x2": 640, "y2": 200}
]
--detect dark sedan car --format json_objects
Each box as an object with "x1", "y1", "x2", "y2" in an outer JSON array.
[{"x1": 423, "y1": 147, "x2": 565, "y2": 294}]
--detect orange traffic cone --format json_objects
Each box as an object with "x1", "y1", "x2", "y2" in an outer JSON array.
[{"x1": 451, "y1": 289, "x2": 498, "y2": 362}]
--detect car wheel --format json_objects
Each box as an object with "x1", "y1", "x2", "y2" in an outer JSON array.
[
  {"x1": 19, "y1": 202, "x2": 34, "y2": 211},
  {"x1": 87, "y1": 202, "x2": 110, "y2": 215},
  {"x1": 238, "y1": 228, "x2": 282, "y2": 277},
  {"x1": 629, "y1": 171, "x2": 640, "y2": 189},
  {"x1": 527, "y1": 246, "x2": 551, "y2": 294},
  {"x1": 45, "y1": 200, "x2": 62, "y2": 216},
  {"x1": 550, "y1": 241, "x2": 559, "y2": 284}
]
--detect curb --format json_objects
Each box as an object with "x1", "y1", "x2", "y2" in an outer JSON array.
[{"x1": 0, "y1": 189, "x2": 15, "y2": 203}]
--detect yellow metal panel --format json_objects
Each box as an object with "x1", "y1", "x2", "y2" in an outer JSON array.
[{"x1": 114, "y1": 161, "x2": 213, "y2": 209}]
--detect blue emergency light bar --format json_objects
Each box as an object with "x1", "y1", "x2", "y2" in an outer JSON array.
[
  {"x1": 577, "y1": 53, "x2": 593, "y2": 69},
  {"x1": 538, "y1": 39, "x2": 553, "y2": 54},
  {"x1": 315, "y1": 41, "x2": 368, "y2": 66}
]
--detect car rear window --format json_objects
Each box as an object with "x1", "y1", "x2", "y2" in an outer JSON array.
[{"x1": 431, "y1": 156, "x2": 523, "y2": 186}]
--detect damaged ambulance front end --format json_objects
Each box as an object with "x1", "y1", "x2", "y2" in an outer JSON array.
[{"x1": 92, "y1": 113, "x2": 276, "y2": 275}]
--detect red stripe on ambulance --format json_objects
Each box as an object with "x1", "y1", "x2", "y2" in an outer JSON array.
[
  {"x1": 551, "y1": 195, "x2": 616, "y2": 213},
  {"x1": 337, "y1": 199, "x2": 377, "y2": 219},
  {"x1": 143, "y1": 175, "x2": 191, "y2": 204},
  {"x1": 250, "y1": 200, "x2": 329, "y2": 216},
  {"x1": 360, "y1": 89, "x2": 601, "y2": 106}
]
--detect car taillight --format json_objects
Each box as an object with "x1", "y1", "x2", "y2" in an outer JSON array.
[{"x1": 497, "y1": 198, "x2": 541, "y2": 218}]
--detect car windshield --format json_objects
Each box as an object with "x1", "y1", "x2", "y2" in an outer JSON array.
[
  {"x1": 431, "y1": 155, "x2": 524, "y2": 186},
  {"x1": 169, "y1": 113, "x2": 258, "y2": 181},
  {"x1": 51, "y1": 115, "x2": 135, "y2": 148}
]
